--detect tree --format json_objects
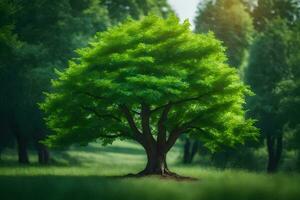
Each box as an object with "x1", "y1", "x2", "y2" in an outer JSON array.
[
  {"x1": 1, "y1": 0, "x2": 110, "y2": 164},
  {"x1": 245, "y1": 19, "x2": 292, "y2": 173},
  {"x1": 194, "y1": 0, "x2": 254, "y2": 68},
  {"x1": 0, "y1": 0, "x2": 31, "y2": 163},
  {"x1": 41, "y1": 15, "x2": 257, "y2": 176},
  {"x1": 275, "y1": 21, "x2": 300, "y2": 169},
  {"x1": 252, "y1": 0, "x2": 300, "y2": 31},
  {"x1": 101, "y1": 0, "x2": 173, "y2": 23}
]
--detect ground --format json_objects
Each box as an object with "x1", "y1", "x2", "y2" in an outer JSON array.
[{"x1": 0, "y1": 141, "x2": 300, "y2": 200}]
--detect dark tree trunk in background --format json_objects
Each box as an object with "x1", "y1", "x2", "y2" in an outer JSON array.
[
  {"x1": 267, "y1": 134, "x2": 283, "y2": 173},
  {"x1": 34, "y1": 133, "x2": 50, "y2": 165},
  {"x1": 183, "y1": 138, "x2": 191, "y2": 163},
  {"x1": 190, "y1": 141, "x2": 199, "y2": 162},
  {"x1": 37, "y1": 143, "x2": 50, "y2": 164},
  {"x1": 183, "y1": 139, "x2": 199, "y2": 164},
  {"x1": 16, "y1": 134, "x2": 29, "y2": 164}
]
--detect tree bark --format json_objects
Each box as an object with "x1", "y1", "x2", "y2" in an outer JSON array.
[
  {"x1": 34, "y1": 133, "x2": 50, "y2": 165},
  {"x1": 16, "y1": 134, "x2": 29, "y2": 164},
  {"x1": 121, "y1": 103, "x2": 184, "y2": 177},
  {"x1": 266, "y1": 134, "x2": 283, "y2": 173},
  {"x1": 183, "y1": 139, "x2": 199, "y2": 164},
  {"x1": 190, "y1": 141, "x2": 199, "y2": 162},
  {"x1": 183, "y1": 138, "x2": 191, "y2": 163},
  {"x1": 139, "y1": 145, "x2": 174, "y2": 176},
  {"x1": 37, "y1": 143, "x2": 50, "y2": 164}
]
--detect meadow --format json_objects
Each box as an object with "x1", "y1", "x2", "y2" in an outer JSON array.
[{"x1": 1, "y1": 141, "x2": 299, "y2": 200}]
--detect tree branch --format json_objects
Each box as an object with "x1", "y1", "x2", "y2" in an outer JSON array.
[
  {"x1": 165, "y1": 126, "x2": 186, "y2": 152},
  {"x1": 157, "y1": 103, "x2": 172, "y2": 146},
  {"x1": 81, "y1": 92, "x2": 105, "y2": 100},
  {"x1": 151, "y1": 96, "x2": 204, "y2": 114},
  {"x1": 151, "y1": 90, "x2": 221, "y2": 114},
  {"x1": 141, "y1": 103, "x2": 156, "y2": 145},
  {"x1": 120, "y1": 104, "x2": 145, "y2": 145},
  {"x1": 81, "y1": 106, "x2": 121, "y2": 122},
  {"x1": 99, "y1": 134, "x2": 123, "y2": 139}
]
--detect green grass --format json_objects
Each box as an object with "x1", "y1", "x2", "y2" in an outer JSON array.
[{"x1": 0, "y1": 141, "x2": 300, "y2": 200}]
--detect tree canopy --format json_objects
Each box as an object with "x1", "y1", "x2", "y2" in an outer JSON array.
[
  {"x1": 41, "y1": 15, "x2": 257, "y2": 175},
  {"x1": 101, "y1": 0, "x2": 173, "y2": 23}
]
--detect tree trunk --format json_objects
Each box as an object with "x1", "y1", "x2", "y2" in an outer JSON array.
[
  {"x1": 190, "y1": 141, "x2": 199, "y2": 163},
  {"x1": 183, "y1": 138, "x2": 191, "y2": 164},
  {"x1": 16, "y1": 135, "x2": 29, "y2": 164},
  {"x1": 37, "y1": 144, "x2": 50, "y2": 164},
  {"x1": 183, "y1": 139, "x2": 199, "y2": 164},
  {"x1": 266, "y1": 134, "x2": 283, "y2": 173},
  {"x1": 138, "y1": 145, "x2": 176, "y2": 176},
  {"x1": 35, "y1": 134, "x2": 50, "y2": 165}
]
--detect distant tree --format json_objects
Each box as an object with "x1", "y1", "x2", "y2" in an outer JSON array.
[
  {"x1": 0, "y1": 0, "x2": 110, "y2": 164},
  {"x1": 275, "y1": 21, "x2": 300, "y2": 169},
  {"x1": 245, "y1": 19, "x2": 292, "y2": 173},
  {"x1": 0, "y1": 0, "x2": 30, "y2": 163},
  {"x1": 41, "y1": 15, "x2": 257, "y2": 176},
  {"x1": 252, "y1": 0, "x2": 300, "y2": 31},
  {"x1": 101, "y1": 0, "x2": 173, "y2": 23},
  {"x1": 194, "y1": 0, "x2": 254, "y2": 68}
]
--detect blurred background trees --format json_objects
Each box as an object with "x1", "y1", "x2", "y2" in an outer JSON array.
[{"x1": 194, "y1": 0, "x2": 253, "y2": 68}]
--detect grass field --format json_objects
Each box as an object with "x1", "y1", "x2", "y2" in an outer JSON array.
[{"x1": 0, "y1": 141, "x2": 300, "y2": 200}]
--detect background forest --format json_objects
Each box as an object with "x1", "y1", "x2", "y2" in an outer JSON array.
[{"x1": 0, "y1": 0, "x2": 300, "y2": 199}]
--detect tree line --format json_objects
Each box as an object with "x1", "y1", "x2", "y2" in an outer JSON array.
[{"x1": 0, "y1": 0, "x2": 299, "y2": 174}]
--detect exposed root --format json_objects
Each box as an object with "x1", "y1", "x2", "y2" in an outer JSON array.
[{"x1": 124, "y1": 169, "x2": 198, "y2": 181}]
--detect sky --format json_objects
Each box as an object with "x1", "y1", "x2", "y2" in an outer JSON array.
[{"x1": 168, "y1": 0, "x2": 200, "y2": 28}]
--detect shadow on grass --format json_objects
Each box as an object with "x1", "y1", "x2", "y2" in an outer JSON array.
[
  {"x1": 0, "y1": 152, "x2": 81, "y2": 167},
  {"x1": 0, "y1": 174, "x2": 299, "y2": 200},
  {"x1": 80, "y1": 144, "x2": 145, "y2": 155},
  {"x1": 0, "y1": 143, "x2": 145, "y2": 167},
  {"x1": 0, "y1": 175, "x2": 192, "y2": 200}
]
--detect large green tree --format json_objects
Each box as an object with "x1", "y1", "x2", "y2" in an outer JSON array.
[
  {"x1": 194, "y1": 0, "x2": 253, "y2": 68},
  {"x1": 41, "y1": 15, "x2": 257, "y2": 176}
]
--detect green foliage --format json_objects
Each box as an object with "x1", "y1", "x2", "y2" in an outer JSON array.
[
  {"x1": 41, "y1": 15, "x2": 257, "y2": 151},
  {"x1": 0, "y1": 0, "x2": 23, "y2": 148},
  {"x1": 252, "y1": 0, "x2": 300, "y2": 31},
  {"x1": 275, "y1": 21, "x2": 300, "y2": 159},
  {"x1": 101, "y1": 0, "x2": 173, "y2": 23},
  {"x1": 276, "y1": 21, "x2": 300, "y2": 127},
  {"x1": 245, "y1": 19, "x2": 298, "y2": 171},
  {"x1": 246, "y1": 19, "x2": 292, "y2": 135},
  {"x1": 194, "y1": 0, "x2": 254, "y2": 68},
  {"x1": 0, "y1": 0, "x2": 20, "y2": 69},
  {"x1": 1, "y1": 0, "x2": 111, "y2": 147}
]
